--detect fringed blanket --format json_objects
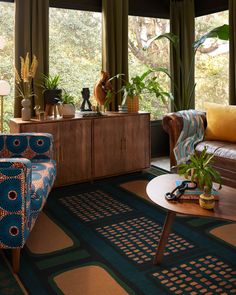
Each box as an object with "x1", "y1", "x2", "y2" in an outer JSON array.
[{"x1": 173, "y1": 110, "x2": 205, "y2": 164}]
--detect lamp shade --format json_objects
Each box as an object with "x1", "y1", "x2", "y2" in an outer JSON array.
[{"x1": 0, "y1": 80, "x2": 11, "y2": 96}]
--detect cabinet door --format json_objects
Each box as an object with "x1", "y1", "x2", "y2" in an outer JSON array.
[
  {"x1": 57, "y1": 119, "x2": 92, "y2": 186},
  {"x1": 93, "y1": 117, "x2": 125, "y2": 178},
  {"x1": 123, "y1": 114, "x2": 150, "y2": 171}
]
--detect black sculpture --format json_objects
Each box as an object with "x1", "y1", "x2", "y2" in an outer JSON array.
[{"x1": 80, "y1": 88, "x2": 92, "y2": 111}]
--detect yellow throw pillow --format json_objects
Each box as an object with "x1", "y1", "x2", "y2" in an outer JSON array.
[{"x1": 204, "y1": 102, "x2": 236, "y2": 142}]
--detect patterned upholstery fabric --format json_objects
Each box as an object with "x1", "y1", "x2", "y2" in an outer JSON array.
[
  {"x1": 0, "y1": 133, "x2": 56, "y2": 249},
  {"x1": 30, "y1": 160, "x2": 56, "y2": 229}
]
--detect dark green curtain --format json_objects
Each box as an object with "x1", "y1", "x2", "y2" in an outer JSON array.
[
  {"x1": 170, "y1": 0, "x2": 195, "y2": 111},
  {"x1": 102, "y1": 0, "x2": 128, "y2": 110},
  {"x1": 14, "y1": 0, "x2": 49, "y2": 117},
  {"x1": 229, "y1": 0, "x2": 236, "y2": 105}
]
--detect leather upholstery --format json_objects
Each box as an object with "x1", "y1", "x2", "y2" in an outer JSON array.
[
  {"x1": 163, "y1": 112, "x2": 236, "y2": 188},
  {"x1": 196, "y1": 141, "x2": 236, "y2": 188}
]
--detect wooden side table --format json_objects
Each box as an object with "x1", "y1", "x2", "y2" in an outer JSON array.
[{"x1": 146, "y1": 174, "x2": 236, "y2": 264}]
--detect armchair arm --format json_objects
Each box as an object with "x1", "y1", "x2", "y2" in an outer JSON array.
[
  {"x1": 0, "y1": 158, "x2": 32, "y2": 248},
  {"x1": 0, "y1": 133, "x2": 54, "y2": 160},
  {"x1": 162, "y1": 111, "x2": 207, "y2": 168}
]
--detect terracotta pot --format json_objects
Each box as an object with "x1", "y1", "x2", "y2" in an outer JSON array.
[
  {"x1": 127, "y1": 95, "x2": 139, "y2": 112},
  {"x1": 61, "y1": 104, "x2": 75, "y2": 118}
]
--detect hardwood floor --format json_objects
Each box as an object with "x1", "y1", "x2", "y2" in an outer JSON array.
[{"x1": 151, "y1": 156, "x2": 170, "y2": 171}]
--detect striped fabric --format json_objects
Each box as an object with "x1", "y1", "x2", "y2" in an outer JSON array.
[{"x1": 173, "y1": 110, "x2": 205, "y2": 165}]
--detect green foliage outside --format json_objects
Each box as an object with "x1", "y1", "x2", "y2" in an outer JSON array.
[
  {"x1": 195, "y1": 12, "x2": 229, "y2": 109},
  {"x1": 0, "y1": 4, "x2": 229, "y2": 131},
  {"x1": 0, "y1": 2, "x2": 14, "y2": 132},
  {"x1": 49, "y1": 8, "x2": 102, "y2": 110}
]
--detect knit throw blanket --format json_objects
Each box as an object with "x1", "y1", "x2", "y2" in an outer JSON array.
[{"x1": 173, "y1": 110, "x2": 205, "y2": 165}]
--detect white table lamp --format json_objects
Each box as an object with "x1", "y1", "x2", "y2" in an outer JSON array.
[{"x1": 0, "y1": 80, "x2": 11, "y2": 132}]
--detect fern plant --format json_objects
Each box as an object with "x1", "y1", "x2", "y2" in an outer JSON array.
[{"x1": 177, "y1": 146, "x2": 222, "y2": 191}]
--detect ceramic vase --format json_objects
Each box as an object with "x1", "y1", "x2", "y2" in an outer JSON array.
[
  {"x1": 61, "y1": 104, "x2": 75, "y2": 118},
  {"x1": 21, "y1": 98, "x2": 31, "y2": 121}
]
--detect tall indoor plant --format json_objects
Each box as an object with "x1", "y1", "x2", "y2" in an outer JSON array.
[{"x1": 145, "y1": 24, "x2": 229, "y2": 111}]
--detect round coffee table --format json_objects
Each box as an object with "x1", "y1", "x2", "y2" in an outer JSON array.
[{"x1": 146, "y1": 174, "x2": 236, "y2": 265}]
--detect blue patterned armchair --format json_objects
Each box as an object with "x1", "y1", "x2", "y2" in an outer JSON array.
[{"x1": 0, "y1": 133, "x2": 56, "y2": 272}]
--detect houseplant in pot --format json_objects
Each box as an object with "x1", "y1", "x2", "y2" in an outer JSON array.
[
  {"x1": 105, "y1": 68, "x2": 173, "y2": 112},
  {"x1": 60, "y1": 91, "x2": 76, "y2": 118},
  {"x1": 42, "y1": 74, "x2": 62, "y2": 115},
  {"x1": 177, "y1": 146, "x2": 222, "y2": 209}
]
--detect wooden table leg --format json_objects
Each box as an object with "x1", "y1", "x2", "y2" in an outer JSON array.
[
  {"x1": 12, "y1": 248, "x2": 21, "y2": 273},
  {"x1": 153, "y1": 211, "x2": 176, "y2": 265}
]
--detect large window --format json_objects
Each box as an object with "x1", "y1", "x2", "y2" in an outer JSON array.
[
  {"x1": 128, "y1": 16, "x2": 170, "y2": 120},
  {"x1": 0, "y1": 1, "x2": 14, "y2": 131},
  {"x1": 49, "y1": 8, "x2": 102, "y2": 109},
  {"x1": 195, "y1": 11, "x2": 229, "y2": 110}
]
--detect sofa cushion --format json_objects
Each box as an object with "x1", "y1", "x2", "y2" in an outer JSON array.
[
  {"x1": 195, "y1": 141, "x2": 236, "y2": 188},
  {"x1": 31, "y1": 160, "x2": 56, "y2": 214},
  {"x1": 204, "y1": 102, "x2": 236, "y2": 142}
]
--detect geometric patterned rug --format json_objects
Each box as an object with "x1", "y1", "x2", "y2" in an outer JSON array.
[
  {"x1": 14, "y1": 168, "x2": 236, "y2": 294},
  {"x1": 0, "y1": 252, "x2": 24, "y2": 294}
]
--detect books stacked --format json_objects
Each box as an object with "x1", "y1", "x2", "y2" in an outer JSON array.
[{"x1": 175, "y1": 180, "x2": 219, "y2": 201}]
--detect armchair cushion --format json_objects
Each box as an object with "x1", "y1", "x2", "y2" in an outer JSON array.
[{"x1": 205, "y1": 102, "x2": 236, "y2": 142}]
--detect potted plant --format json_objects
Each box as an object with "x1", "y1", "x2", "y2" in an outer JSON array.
[
  {"x1": 42, "y1": 74, "x2": 62, "y2": 108},
  {"x1": 177, "y1": 146, "x2": 222, "y2": 209},
  {"x1": 106, "y1": 69, "x2": 173, "y2": 112},
  {"x1": 60, "y1": 91, "x2": 76, "y2": 118}
]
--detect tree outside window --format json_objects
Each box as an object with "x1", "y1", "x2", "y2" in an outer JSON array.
[
  {"x1": 195, "y1": 11, "x2": 229, "y2": 110},
  {"x1": 49, "y1": 8, "x2": 102, "y2": 109},
  {"x1": 128, "y1": 16, "x2": 170, "y2": 120},
  {"x1": 0, "y1": 2, "x2": 14, "y2": 131}
]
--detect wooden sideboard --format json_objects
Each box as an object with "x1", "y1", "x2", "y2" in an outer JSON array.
[{"x1": 10, "y1": 112, "x2": 150, "y2": 187}]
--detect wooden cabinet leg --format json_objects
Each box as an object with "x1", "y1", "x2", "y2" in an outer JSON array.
[
  {"x1": 12, "y1": 248, "x2": 21, "y2": 273},
  {"x1": 153, "y1": 211, "x2": 175, "y2": 265}
]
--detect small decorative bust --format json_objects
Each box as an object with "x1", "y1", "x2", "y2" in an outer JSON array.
[{"x1": 80, "y1": 88, "x2": 92, "y2": 111}]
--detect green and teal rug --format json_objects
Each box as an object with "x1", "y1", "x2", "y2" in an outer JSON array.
[
  {"x1": 10, "y1": 169, "x2": 236, "y2": 294},
  {"x1": 0, "y1": 252, "x2": 24, "y2": 294}
]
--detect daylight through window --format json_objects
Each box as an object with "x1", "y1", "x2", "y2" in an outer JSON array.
[
  {"x1": 49, "y1": 8, "x2": 102, "y2": 109},
  {"x1": 0, "y1": 1, "x2": 14, "y2": 131},
  {"x1": 195, "y1": 10, "x2": 229, "y2": 110},
  {"x1": 128, "y1": 16, "x2": 170, "y2": 120}
]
